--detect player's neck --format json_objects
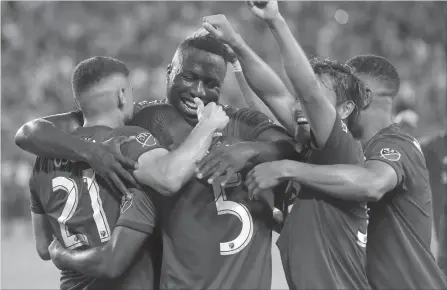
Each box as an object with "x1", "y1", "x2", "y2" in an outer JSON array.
[
  {"x1": 360, "y1": 104, "x2": 393, "y2": 147},
  {"x1": 83, "y1": 114, "x2": 125, "y2": 129}
]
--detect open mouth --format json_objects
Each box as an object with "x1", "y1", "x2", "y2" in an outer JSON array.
[{"x1": 180, "y1": 97, "x2": 210, "y2": 116}]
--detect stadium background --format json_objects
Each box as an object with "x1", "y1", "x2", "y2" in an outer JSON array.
[{"x1": 1, "y1": 1, "x2": 446, "y2": 289}]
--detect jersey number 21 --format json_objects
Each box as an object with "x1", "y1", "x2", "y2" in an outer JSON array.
[{"x1": 52, "y1": 169, "x2": 111, "y2": 249}]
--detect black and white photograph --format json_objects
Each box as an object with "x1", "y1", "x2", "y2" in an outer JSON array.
[{"x1": 1, "y1": 1, "x2": 447, "y2": 289}]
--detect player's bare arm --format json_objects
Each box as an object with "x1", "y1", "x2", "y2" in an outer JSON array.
[
  {"x1": 133, "y1": 99, "x2": 229, "y2": 195},
  {"x1": 203, "y1": 14, "x2": 297, "y2": 134},
  {"x1": 49, "y1": 226, "x2": 147, "y2": 279},
  {"x1": 247, "y1": 159, "x2": 398, "y2": 201},
  {"x1": 31, "y1": 212, "x2": 53, "y2": 261},
  {"x1": 197, "y1": 126, "x2": 296, "y2": 185},
  {"x1": 226, "y1": 45, "x2": 279, "y2": 124},
  {"x1": 15, "y1": 111, "x2": 139, "y2": 195},
  {"x1": 247, "y1": 0, "x2": 336, "y2": 149}
]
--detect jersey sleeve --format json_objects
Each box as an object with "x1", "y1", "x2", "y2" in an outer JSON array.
[
  {"x1": 309, "y1": 113, "x2": 363, "y2": 165},
  {"x1": 224, "y1": 107, "x2": 285, "y2": 141},
  {"x1": 28, "y1": 165, "x2": 45, "y2": 214},
  {"x1": 365, "y1": 136, "x2": 408, "y2": 187},
  {"x1": 110, "y1": 126, "x2": 166, "y2": 161},
  {"x1": 115, "y1": 188, "x2": 158, "y2": 234}
]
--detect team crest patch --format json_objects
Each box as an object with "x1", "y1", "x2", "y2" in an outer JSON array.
[
  {"x1": 120, "y1": 194, "x2": 133, "y2": 214},
  {"x1": 380, "y1": 148, "x2": 401, "y2": 161},
  {"x1": 136, "y1": 132, "x2": 157, "y2": 147}
]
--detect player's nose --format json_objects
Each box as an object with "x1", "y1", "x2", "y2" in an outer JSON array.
[{"x1": 191, "y1": 80, "x2": 206, "y2": 99}]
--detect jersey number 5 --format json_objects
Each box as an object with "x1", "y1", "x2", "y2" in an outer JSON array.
[
  {"x1": 213, "y1": 174, "x2": 254, "y2": 256},
  {"x1": 52, "y1": 169, "x2": 111, "y2": 249}
]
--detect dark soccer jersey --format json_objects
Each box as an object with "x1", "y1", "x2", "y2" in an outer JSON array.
[
  {"x1": 29, "y1": 125, "x2": 162, "y2": 290},
  {"x1": 421, "y1": 131, "x2": 447, "y2": 239},
  {"x1": 152, "y1": 106, "x2": 280, "y2": 289},
  {"x1": 364, "y1": 124, "x2": 447, "y2": 289},
  {"x1": 277, "y1": 114, "x2": 370, "y2": 289}
]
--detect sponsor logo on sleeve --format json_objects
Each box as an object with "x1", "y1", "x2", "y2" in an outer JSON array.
[
  {"x1": 120, "y1": 193, "x2": 133, "y2": 214},
  {"x1": 136, "y1": 132, "x2": 157, "y2": 147},
  {"x1": 380, "y1": 148, "x2": 401, "y2": 161}
]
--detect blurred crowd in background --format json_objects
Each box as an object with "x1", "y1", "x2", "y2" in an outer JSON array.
[{"x1": 2, "y1": 1, "x2": 446, "y2": 227}]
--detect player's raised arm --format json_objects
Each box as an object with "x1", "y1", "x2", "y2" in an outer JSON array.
[
  {"x1": 202, "y1": 14, "x2": 297, "y2": 134},
  {"x1": 247, "y1": 0, "x2": 336, "y2": 148},
  {"x1": 129, "y1": 100, "x2": 229, "y2": 195},
  {"x1": 225, "y1": 45, "x2": 279, "y2": 125},
  {"x1": 15, "y1": 111, "x2": 139, "y2": 195}
]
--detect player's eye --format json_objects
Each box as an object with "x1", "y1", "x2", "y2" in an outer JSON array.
[{"x1": 182, "y1": 74, "x2": 195, "y2": 81}]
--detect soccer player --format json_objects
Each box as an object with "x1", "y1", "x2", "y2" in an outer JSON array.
[
  {"x1": 47, "y1": 100, "x2": 229, "y2": 284},
  {"x1": 249, "y1": 54, "x2": 447, "y2": 289},
  {"x1": 235, "y1": 1, "x2": 371, "y2": 288},
  {"x1": 421, "y1": 129, "x2": 447, "y2": 276},
  {"x1": 15, "y1": 31, "x2": 297, "y2": 288},
  {"x1": 28, "y1": 56, "x2": 229, "y2": 290}
]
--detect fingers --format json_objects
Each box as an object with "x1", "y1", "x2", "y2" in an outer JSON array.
[
  {"x1": 197, "y1": 156, "x2": 222, "y2": 180},
  {"x1": 108, "y1": 172, "x2": 129, "y2": 197},
  {"x1": 196, "y1": 148, "x2": 221, "y2": 172},
  {"x1": 194, "y1": 97, "x2": 205, "y2": 120},
  {"x1": 246, "y1": 0, "x2": 264, "y2": 16},
  {"x1": 116, "y1": 154, "x2": 139, "y2": 170},
  {"x1": 220, "y1": 167, "x2": 235, "y2": 186},
  {"x1": 116, "y1": 136, "x2": 136, "y2": 145},
  {"x1": 202, "y1": 22, "x2": 220, "y2": 38},
  {"x1": 208, "y1": 162, "x2": 231, "y2": 184},
  {"x1": 114, "y1": 164, "x2": 139, "y2": 188}
]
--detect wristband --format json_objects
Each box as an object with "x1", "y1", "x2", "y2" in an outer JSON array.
[{"x1": 232, "y1": 61, "x2": 242, "y2": 73}]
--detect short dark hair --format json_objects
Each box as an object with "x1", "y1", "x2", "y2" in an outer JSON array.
[
  {"x1": 72, "y1": 56, "x2": 129, "y2": 97},
  {"x1": 310, "y1": 58, "x2": 369, "y2": 129},
  {"x1": 346, "y1": 54, "x2": 400, "y2": 97},
  {"x1": 177, "y1": 28, "x2": 230, "y2": 64}
]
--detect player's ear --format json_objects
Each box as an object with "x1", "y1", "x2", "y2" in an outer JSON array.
[
  {"x1": 117, "y1": 88, "x2": 126, "y2": 110},
  {"x1": 364, "y1": 88, "x2": 373, "y2": 109},
  {"x1": 338, "y1": 100, "x2": 355, "y2": 119}
]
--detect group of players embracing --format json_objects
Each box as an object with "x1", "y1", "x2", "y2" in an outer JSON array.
[{"x1": 15, "y1": 1, "x2": 447, "y2": 289}]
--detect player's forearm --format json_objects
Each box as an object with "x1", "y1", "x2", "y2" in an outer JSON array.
[
  {"x1": 251, "y1": 139, "x2": 297, "y2": 165},
  {"x1": 267, "y1": 17, "x2": 320, "y2": 106},
  {"x1": 231, "y1": 35, "x2": 295, "y2": 133},
  {"x1": 15, "y1": 119, "x2": 91, "y2": 162},
  {"x1": 55, "y1": 247, "x2": 119, "y2": 279},
  {"x1": 158, "y1": 121, "x2": 217, "y2": 194},
  {"x1": 281, "y1": 161, "x2": 381, "y2": 202},
  {"x1": 233, "y1": 71, "x2": 279, "y2": 124}
]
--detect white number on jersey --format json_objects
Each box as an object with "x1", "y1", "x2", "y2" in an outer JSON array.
[
  {"x1": 212, "y1": 174, "x2": 254, "y2": 256},
  {"x1": 52, "y1": 169, "x2": 111, "y2": 249}
]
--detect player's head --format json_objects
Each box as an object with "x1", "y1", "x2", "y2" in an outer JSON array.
[
  {"x1": 166, "y1": 28, "x2": 230, "y2": 125},
  {"x1": 346, "y1": 55, "x2": 400, "y2": 137},
  {"x1": 72, "y1": 56, "x2": 134, "y2": 125},
  {"x1": 310, "y1": 58, "x2": 370, "y2": 132}
]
